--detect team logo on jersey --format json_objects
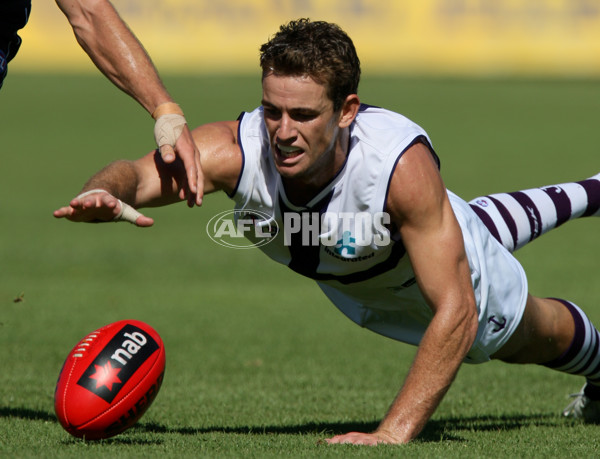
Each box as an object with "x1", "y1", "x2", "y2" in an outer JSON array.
[
  {"x1": 335, "y1": 231, "x2": 356, "y2": 256},
  {"x1": 488, "y1": 315, "x2": 507, "y2": 333},
  {"x1": 206, "y1": 209, "x2": 278, "y2": 249},
  {"x1": 322, "y1": 229, "x2": 378, "y2": 262}
]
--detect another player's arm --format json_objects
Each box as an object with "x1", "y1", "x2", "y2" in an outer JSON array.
[
  {"x1": 53, "y1": 121, "x2": 241, "y2": 225},
  {"x1": 55, "y1": 0, "x2": 204, "y2": 205},
  {"x1": 55, "y1": 0, "x2": 168, "y2": 114},
  {"x1": 327, "y1": 142, "x2": 479, "y2": 445},
  {"x1": 130, "y1": 120, "x2": 241, "y2": 206}
]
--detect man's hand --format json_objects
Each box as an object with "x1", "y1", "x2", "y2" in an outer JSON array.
[
  {"x1": 53, "y1": 190, "x2": 154, "y2": 227},
  {"x1": 326, "y1": 430, "x2": 399, "y2": 446},
  {"x1": 153, "y1": 104, "x2": 204, "y2": 207}
]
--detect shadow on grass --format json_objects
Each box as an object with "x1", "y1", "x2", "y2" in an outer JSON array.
[
  {"x1": 0, "y1": 406, "x2": 56, "y2": 422},
  {"x1": 57, "y1": 437, "x2": 164, "y2": 446},
  {"x1": 136, "y1": 412, "x2": 563, "y2": 443},
  {"x1": 0, "y1": 405, "x2": 565, "y2": 444},
  {"x1": 0, "y1": 406, "x2": 163, "y2": 445}
]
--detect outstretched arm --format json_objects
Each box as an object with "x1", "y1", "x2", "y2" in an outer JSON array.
[
  {"x1": 55, "y1": 0, "x2": 203, "y2": 205},
  {"x1": 53, "y1": 121, "x2": 241, "y2": 226},
  {"x1": 327, "y1": 142, "x2": 479, "y2": 445},
  {"x1": 51, "y1": 158, "x2": 168, "y2": 227}
]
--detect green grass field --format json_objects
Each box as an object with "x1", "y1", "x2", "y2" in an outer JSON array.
[{"x1": 0, "y1": 73, "x2": 599, "y2": 457}]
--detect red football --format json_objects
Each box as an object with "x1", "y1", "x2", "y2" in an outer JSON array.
[{"x1": 54, "y1": 319, "x2": 166, "y2": 440}]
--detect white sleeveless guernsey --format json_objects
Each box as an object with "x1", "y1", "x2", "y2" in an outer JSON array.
[{"x1": 232, "y1": 104, "x2": 527, "y2": 364}]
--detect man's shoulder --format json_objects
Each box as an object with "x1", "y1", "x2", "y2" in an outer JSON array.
[
  {"x1": 348, "y1": 104, "x2": 431, "y2": 169},
  {"x1": 237, "y1": 107, "x2": 271, "y2": 154},
  {"x1": 192, "y1": 120, "x2": 239, "y2": 147},
  {"x1": 354, "y1": 104, "x2": 428, "y2": 144},
  {"x1": 356, "y1": 104, "x2": 416, "y2": 124},
  {"x1": 238, "y1": 106, "x2": 264, "y2": 128}
]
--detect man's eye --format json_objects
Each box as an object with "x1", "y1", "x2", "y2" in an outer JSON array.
[
  {"x1": 263, "y1": 107, "x2": 280, "y2": 119},
  {"x1": 292, "y1": 112, "x2": 317, "y2": 121}
]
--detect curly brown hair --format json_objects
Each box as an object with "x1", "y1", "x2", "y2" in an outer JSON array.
[{"x1": 259, "y1": 18, "x2": 361, "y2": 111}]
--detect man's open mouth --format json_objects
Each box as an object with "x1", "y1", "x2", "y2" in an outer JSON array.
[{"x1": 277, "y1": 144, "x2": 303, "y2": 158}]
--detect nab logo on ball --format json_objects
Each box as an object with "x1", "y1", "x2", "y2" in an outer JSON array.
[{"x1": 77, "y1": 324, "x2": 159, "y2": 403}]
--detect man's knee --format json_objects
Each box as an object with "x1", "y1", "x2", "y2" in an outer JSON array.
[{"x1": 492, "y1": 295, "x2": 574, "y2": 364}]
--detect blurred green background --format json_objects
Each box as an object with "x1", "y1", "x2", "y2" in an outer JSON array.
[
  {"x1": 1, "y1": 0, "x2": 599, "y2": 456},
  {"x1": 0, "y1": 73, "x2": 598, "y2": 457}
]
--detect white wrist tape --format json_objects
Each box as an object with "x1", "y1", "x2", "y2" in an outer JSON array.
[
  {"x1": 75, "y1": 189, "x2": 109, "y2": 200},
  {"x1": 154, "y1": 113, "x2": 186, "y2": 148}
]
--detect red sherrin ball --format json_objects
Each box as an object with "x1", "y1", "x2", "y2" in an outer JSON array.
[{"x1": 54, "y1": 319, "x2": 166, "y2": 440}]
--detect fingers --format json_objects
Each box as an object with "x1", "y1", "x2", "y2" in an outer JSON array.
[
  {"x1": 175, "y1": 126, "x2": 204, "y2": 207},
  {"x1": 73, "y1": 192, "x2": 118, "y2": 210},
  {"x1": 133, "y1": 215, "x2": 154, "y2": 227},
  {"x1": 325, "y1": 432, "x2": 386, "y2": 446},
  {"x1": 166, "y1": 139, "x2": 203, "y2": 207},
  {"x1": 52, "y1": 194, "x2": 117, "y2": 223},
  {"x1": 114, "y1": 199, "x2": 154, "y2": 227},
  {"x1": 182, "y1": 150, "x2": 203, "y2": 207},
  {"x1": 53, "y1": 191, "x2": 153, "y2": 226},
  {"x1": 156, "y1": 120, "x2": 204, "y2": 207},
  {"x1": 53, "y1": 206, "x2": 76, "y2": 219},
  {"x1": 159, "y1": 143, "x2": 176, "y2": 163}
]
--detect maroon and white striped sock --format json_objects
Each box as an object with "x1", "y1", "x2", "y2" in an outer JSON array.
[
  {"x1": 541, "y1": 299, "x2": 600, "y2": 399},
  {"x1": 468, "y1": 173, "x2": 600, "y2": 253}
]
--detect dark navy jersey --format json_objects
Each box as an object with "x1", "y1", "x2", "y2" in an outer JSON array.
[{"x1": 0, "y1": 0, "x2": 32, "y2": 88}]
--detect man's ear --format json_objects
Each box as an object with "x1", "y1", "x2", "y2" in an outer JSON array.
[{"x1": 338, "y1": 94, "x2": 361, "y2": 128}]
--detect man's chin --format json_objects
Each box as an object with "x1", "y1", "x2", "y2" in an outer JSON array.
[{"x1": 275, "y1": 165, "x2": 299, "y2": 179}]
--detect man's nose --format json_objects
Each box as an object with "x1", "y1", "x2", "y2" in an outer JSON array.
[{"x1": 276, "y1": 113, "x2": 297, "y2": 141}]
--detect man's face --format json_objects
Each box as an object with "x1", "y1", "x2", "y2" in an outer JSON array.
[{"x1": 261, "y1": 73, "x2": 347, "y2": 189}]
